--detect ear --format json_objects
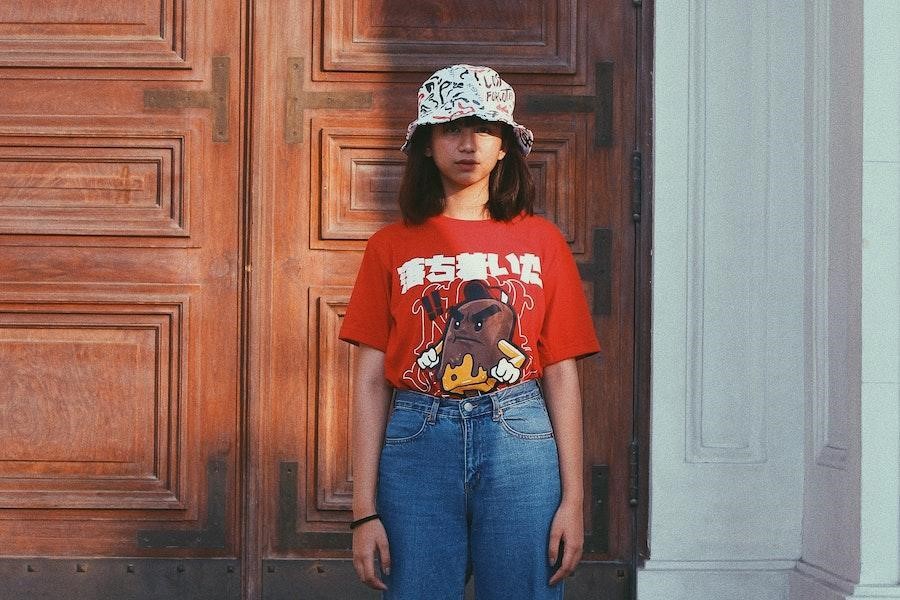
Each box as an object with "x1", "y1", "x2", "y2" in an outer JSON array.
[
  {"x1": 498, "y1": 148, "x2": 507, "y2": 160},
  {"x1": 424, "y1": 146, "x2": 433, "y2": 157}
]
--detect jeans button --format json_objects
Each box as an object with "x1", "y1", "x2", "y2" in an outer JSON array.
[{"x1": 462, "y1": 401, "x2": 474, "y2": 412}]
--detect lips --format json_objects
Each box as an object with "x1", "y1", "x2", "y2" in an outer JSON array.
[{"x1": 455, "y1": 159, "x2": 478, "y2": 165}]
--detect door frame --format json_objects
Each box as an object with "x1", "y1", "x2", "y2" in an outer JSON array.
[{"x1": 635, "y1": 0, "x2": 654, "y2": 574}]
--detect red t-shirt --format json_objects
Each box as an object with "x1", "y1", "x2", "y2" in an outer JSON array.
[{"x1": 339, "y1": 214, "x2": 600, "y2": 396}]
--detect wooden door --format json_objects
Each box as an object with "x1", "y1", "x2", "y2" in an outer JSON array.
[
  {"x1": 251, "y1": 1, "x2": 646, "y2": 598},
  {"x1": 0, "y1": 1, "x2": 648, "y2": 598},
  {"x1": 0, "y1": 3, "x2": 245, "y2": 599}
]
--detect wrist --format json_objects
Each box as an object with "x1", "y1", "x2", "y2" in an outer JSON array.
[
  {"x1": 349, "y1": 513, "x2": 381, "y2": 530},
  {"x1": 352, "y1": 502, "x2": 377, "y2": 519},
  {"x1": 559, "y1": 493, "x2": 583, "y2": 508}
]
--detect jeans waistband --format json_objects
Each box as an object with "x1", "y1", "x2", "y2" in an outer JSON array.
[{"x1": 391, "y1": 379, "x2": 543, "y2": 421}]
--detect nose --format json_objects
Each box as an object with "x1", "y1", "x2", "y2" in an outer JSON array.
[{"x1": 457, "y1": 128, "x2": 475, "y2": 152}]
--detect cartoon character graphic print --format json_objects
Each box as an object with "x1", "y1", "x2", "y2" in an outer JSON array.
[
  {"x1": 416, "y1": 281, "x2": 527, "y2": 395},
  {"x1": 397, "y1": 250, "x2": 543, "y2": 396}
]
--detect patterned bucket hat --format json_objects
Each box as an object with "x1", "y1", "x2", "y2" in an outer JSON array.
[{"x1": 401, "y1": 64, "x2": 534, "y2": 156}]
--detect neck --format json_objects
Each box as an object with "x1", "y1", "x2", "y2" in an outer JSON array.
[{"x1": 442, "y1": 182, "x2": 490, "y2": 220}]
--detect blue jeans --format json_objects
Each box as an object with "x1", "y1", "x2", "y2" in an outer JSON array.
[{"x1": 377, "y1": 380, "x2": 564, "y2": 600}]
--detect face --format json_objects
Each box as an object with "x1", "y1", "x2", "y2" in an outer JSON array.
[{"x1": 425, "y1": 117, "x2": 507, "y2": 198}]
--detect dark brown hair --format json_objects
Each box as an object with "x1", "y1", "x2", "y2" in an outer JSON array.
[{"x1": 397, "y1": 122, "x2": 535, "y2": 225}]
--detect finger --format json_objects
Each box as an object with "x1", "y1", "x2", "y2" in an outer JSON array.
[
  {"x1": 365, "y1": 575, "x2": 387, "y2": 591},
  {"x1": 549, "y1": 540, "x2": 582, "y2": 585},
  {"x1": 560, "y1": 541, "x2": 582, "y2": 575},
  {"x1": 549, "y1": 561, "x2": 565, "y2": 586},
  {"x1": 547, "y1": 530, "x2": 561, "y2": 566},
  {"x1": 377, "y1": 535, "x2": 392, "y2": 576},
  {"x1": 356, "y1": 558, "x2": 384, "y2": 591},
  {"x1": 363, "y1": 557, "x2": 387, "y2": 591},
  {"x1": 354, "y1": 542, "x2": 386, "y2": 591},
  {"x1": 352, "y1": 555, "x2": 365, "y2": 582},
  {"x1": 360, "y1": 552, "x2": 375, "y2": 584},
  {"x1": 549, "y1": 570, "x2": 563, "y2": 586},
  {"x1": 365, "y1": 576, "x2": 387, "y2": 591}
]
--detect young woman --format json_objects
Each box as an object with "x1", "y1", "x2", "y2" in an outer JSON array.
[{"x1": 339, "y1": 64, "x2": 600, "y2": 599}]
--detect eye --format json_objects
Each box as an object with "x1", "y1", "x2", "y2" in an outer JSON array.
[
  {"x1": 474, "y1": 319, "x2": 484, "y2": 331},
  {"x1": 442, "y1": 123, "x2": 461, "y2": 134},
  {"x1": 453, "y1": 319, "x2": 461, "y2": 329}
]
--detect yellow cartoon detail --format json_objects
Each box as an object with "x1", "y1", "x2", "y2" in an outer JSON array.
[{"x1": 441, "y1": 353, "x2": 497, "y2": 393}]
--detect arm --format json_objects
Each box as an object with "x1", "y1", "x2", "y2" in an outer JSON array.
[
  {"x1": 541, "y1": 358, "x2": 585, "y2": 585},
  {"x1": 351, "y1": 344, "x2": 394, "y2": 590}
]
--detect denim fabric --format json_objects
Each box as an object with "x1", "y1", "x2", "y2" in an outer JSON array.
[{"x1": 377, "y1": 380, "x2": 564, "y2": 600}]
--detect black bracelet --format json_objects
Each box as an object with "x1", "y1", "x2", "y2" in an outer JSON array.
[{"x1": 349, "y1": 513, "x2": 380, "y2": 530}]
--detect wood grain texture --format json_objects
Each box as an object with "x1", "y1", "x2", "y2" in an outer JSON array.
[
  {"x1": 0, "y1": 132, "x2": 187, "y2": 237},
  {"x1": 309, "y1": 292, "x2": 355, "y2": 516},
  {"x1": 0, "y1": 300, "x2": 185, "y2": 511},
  {"x1": 0, "y1": 0, "x2": 188, "y2": 68},
  {"x1": 0, "y1": 1, "x2": 243, "y2": 558},
  {"x1": 314, "y1": 124, "x2": 404, "y2": 245},
  {"x1": 319, "y1": 0, "x2": 577, "y2": 73}
]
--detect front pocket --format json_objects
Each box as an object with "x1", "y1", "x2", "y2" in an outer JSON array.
[
  {"x1": 383, "y1": 407, "x2": 428, "y2": 444},
  {"x1": 498, "y1": 397, "x2": 555, "y2": 440}
]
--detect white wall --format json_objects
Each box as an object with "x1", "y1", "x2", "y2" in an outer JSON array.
[
  {"x1": 641, "y1": 1, "x2": 807, "y2": 597},
  {"x1": 858, "y1": 0, "x2": 900, "y2": 591}
]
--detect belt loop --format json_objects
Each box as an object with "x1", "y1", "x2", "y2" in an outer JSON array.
[
  {"x1": 491, "y1": 395, "x2": 501, "y2": 422},
  {"x1": 427, "y1": 398, "x2": 440, "y2": 425}
]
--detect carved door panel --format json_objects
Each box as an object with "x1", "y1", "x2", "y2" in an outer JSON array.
[
  {"x1": 252, "y1": 1, "x2": 644, "y2": 598},
  {"x1": 0, "y1": 3, "x2": 245, "y2": 598}
]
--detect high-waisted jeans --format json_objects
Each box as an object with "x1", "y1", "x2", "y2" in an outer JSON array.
[{"x1": 377, "y1": 379, "x2": 564, "y2": 600}]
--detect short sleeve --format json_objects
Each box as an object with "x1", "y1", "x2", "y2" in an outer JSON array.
[
  {"x1": 339, "y1": 234, "x2": 392, "y2": 351},
  {"x1": 536, "y1": 229, "x2": 600, "y2": 366}
]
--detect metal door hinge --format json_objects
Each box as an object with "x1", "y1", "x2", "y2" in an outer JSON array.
[
  {"x1": 144, "y1": 57, "x2": 230, "y2": 143},
  {"x1": 630, "y1": 150, "x2": 642, "y2": 222},
  {"x1": 526, "y1": 62, "x2": 614, "y2": 147},
  {"x1": 138, "y1": 459, "x2": 227, "y2": 549},
  {"x1": 285, "y1": 58, "x2": 373, "y2": 144},
  {"x1": 628, "y1": 441, "x2": 639, "y2": 507},
  {"x1": 577, "y1": 228, "x2": 612, "y2": 317},
  {"x1": 277, "y1": 461, "x2": 352, "y2": 550},
  {"x1": 583, "y1": 464, "x2": 610, "y2": 554}
]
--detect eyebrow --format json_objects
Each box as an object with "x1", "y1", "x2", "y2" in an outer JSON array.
[
  {"x1": 449, "y1": 307, "x2": 464, "y2": 321},
  {"x1": 472, "y1": 305, "x2": 501, "y2": 322}
]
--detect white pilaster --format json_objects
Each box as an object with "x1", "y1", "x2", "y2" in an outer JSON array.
[
  {"x1": 790, "y1": 1, "x2": 900, "y2": 598},
  {"x1": 642, "y1": 0, "x2": 806, "y2": 596},
  {"x1": 791, "y1": 2, "x2": 863, "y2": 595}
]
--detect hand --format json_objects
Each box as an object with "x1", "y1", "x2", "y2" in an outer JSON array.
[
  {"x1": 352, "y1": 518, "x2": 391, "y2": 591},
  {"x1": 490, "y1": 357, "x2": 520, "y2": 383},
  {"x1": 547, "y1": 501, "x2": 583, "y2": 586},
  {"x1": 417, "y1": 345, "x2": 440, "y2": 369}
]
